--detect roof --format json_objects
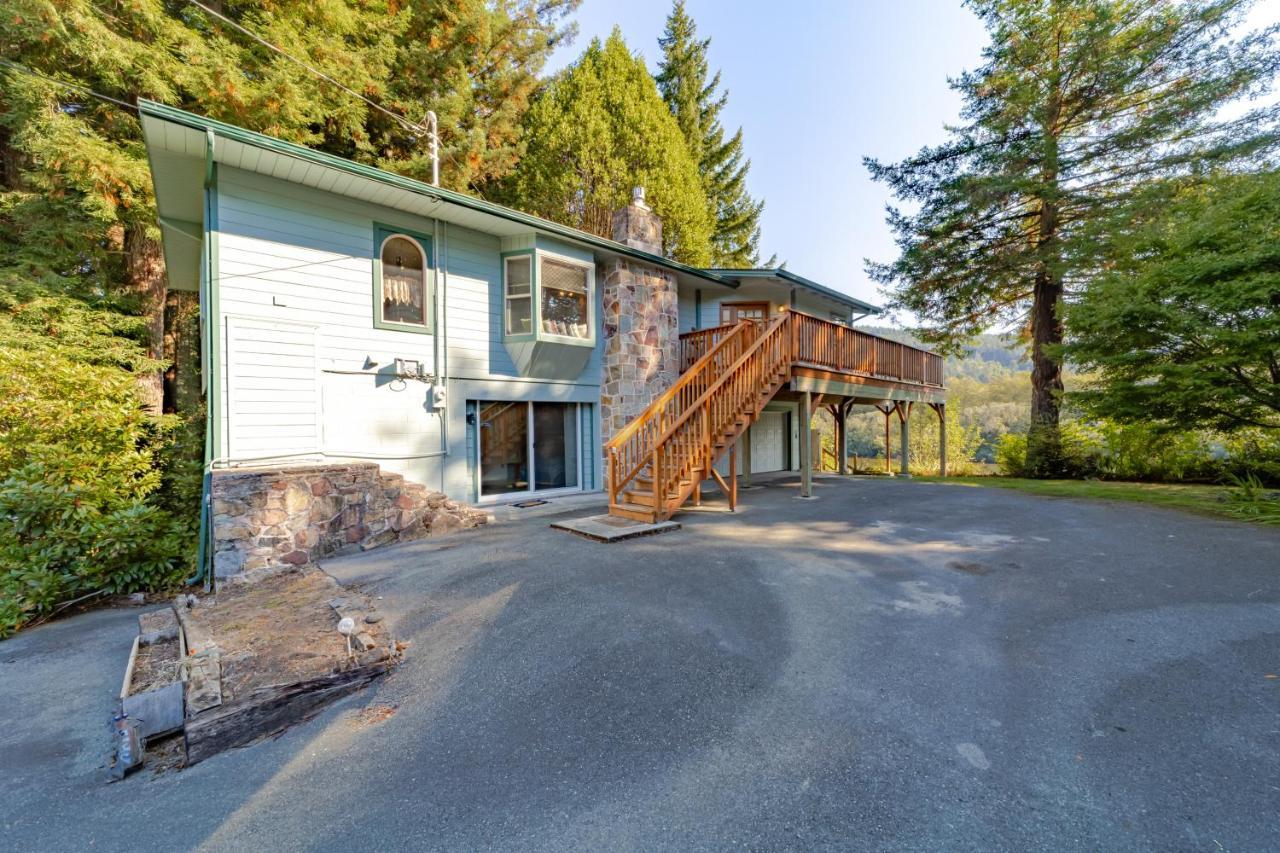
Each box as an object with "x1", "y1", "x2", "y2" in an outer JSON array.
[
  {"x1": 138, "y1": 100, "x2": 880, "y2": 314},
  {"x1": 703, "y1": 269, "x2": 882, "y2": 316}
]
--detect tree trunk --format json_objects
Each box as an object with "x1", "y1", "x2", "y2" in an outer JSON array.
[
  {"x1": 126, "y1": 223, "x2": 167, "y2": 414},
  {"x1": 1027, "y1": 47, "x2": 1066, "y2": 478},
  {"x1": 1027, "y1": 260, "x2": 1065, "y2": 476}
]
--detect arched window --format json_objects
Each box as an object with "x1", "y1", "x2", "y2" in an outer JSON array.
[{"x1": 379, "y1": 234, "x2": 427, "y2": 327}]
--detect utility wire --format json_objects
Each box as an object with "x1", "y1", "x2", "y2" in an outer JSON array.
[
  {"x1": 181, "y1": 0, "x2": 429, "y2": 138},
  {"x1": 0, "y1": 58, "x2": 139, "y2": 112}
]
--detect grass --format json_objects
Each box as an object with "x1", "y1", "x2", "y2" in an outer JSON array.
[{"x1": 910, "y1": 475, "x2": 1280, "y2": 526}]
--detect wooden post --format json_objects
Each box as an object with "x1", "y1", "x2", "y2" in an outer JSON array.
[
  {"x1": 880, "y1": 404, "x2": 893, "y2": 475},
  {"x1": 897, "y1": 401, "x2": 912, "y2": 478},
  {"x1": 800, "y1": 391, "x2": 813, "y2": 497},
  {"x1": 836, "y1": 401, "x2": 848, "y2": 475},
  {"x1": 742, "y1": 424, "x2": 752, "y2": 489},
  {"x1": 932, "y1": 402, "x2": 947, "y2": 477},
  {"x1": 729, "y1": 440, "x2": 738, "y2": 510}
]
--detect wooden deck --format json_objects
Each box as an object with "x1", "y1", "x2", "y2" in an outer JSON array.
[{"x1": 605, "y1": 309, "x2": 946, "y2": 522}]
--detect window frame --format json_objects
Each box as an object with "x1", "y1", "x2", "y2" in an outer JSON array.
[
  {"x1": 372, "y1": 224, "x2": 434, "y2": 335},
  {"x1": 500, "y1": 248, "x2": 596, "y2": 347},
  {"x1": 501, "y1": 250, "x2": 536, "y2": 339}
]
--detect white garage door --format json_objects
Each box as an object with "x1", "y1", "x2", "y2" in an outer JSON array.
[{"x1": 750, "y1": 410, "x2": 787, "y2": 473}]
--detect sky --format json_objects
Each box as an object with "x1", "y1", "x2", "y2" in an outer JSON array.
[
  {"x1": 546, "y1": 0, "x2": 1280, "y2": 321},
  {"x1": 545, "y1": 0, "x2": 991, "y2": 316}
]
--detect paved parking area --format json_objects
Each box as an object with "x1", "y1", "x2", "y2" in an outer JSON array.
[{"x1": 2, "y1": 474, "x2": 1277, "y2": 851}]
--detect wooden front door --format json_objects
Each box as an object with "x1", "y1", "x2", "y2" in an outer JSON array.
[{"x1": 720, "y1": 301, "x2": 770, "y2": 325}]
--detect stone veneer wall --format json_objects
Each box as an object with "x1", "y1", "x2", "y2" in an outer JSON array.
[
  {"x1": 211, "y1": 463, "x2": 488, "y2": 577},
  {"x1": 598, "y1": 257, "x2": 680, "y2": 442}
]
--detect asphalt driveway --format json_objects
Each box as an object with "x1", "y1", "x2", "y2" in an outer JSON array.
[{"x1": 2, "y1": 474, "x2": 1277, "y2": 851}]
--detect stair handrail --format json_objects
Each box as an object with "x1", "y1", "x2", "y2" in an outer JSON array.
[
  {"x1": 649, "y1": 311, "x2": 793, "y2": 498},
  {"x1": 606, "y1": 319, "x2": 757, "y2": 505},
  {"x1": 651, "y1": 311, "x2": 792, "y2": 451}
]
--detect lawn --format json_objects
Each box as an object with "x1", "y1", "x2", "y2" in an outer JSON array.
[{"x1": 912, "y1": 475, "x2": 1280, "y2": 526}]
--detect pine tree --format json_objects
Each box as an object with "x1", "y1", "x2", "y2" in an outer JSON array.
[
  {"x1": 655, "y1": 1, "x2": 766, "y2": 267},
  {"x1": 504, "y1": 30, "x2": 713, "y2": 265},
  {"x1": 866, "y1": 0, "x2": 1279, "y2": 476}
]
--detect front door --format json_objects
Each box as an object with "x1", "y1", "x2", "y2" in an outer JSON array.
[{"x1": 720, "y1": 301, "x2": 770, "y2": 325}]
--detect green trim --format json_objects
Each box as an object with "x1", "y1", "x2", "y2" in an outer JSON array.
[
  {"x1": 500, "y1": 249, "x2": 536, "y2": 341},
  {"x1": 533, "y1": 251, "x2": 596, "y2": 348},
  {"x1": 206, "y1": 162, "x2": 223, "y2": 463},
  {"x1": 203, "y1": 129, "x2": 215, "y2": 188},
  {"x1": 138, "y1": 99, "x2": 732, "y2": 290},
  {"x1": 372, "y1": 223, "x2": 434, "y2": 335},
  {"x1": 703, "y1": 268, "x2": 882, "y2": 315}
]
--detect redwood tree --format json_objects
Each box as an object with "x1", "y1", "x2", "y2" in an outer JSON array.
[{"x1": 866, "y1": 0, "x2": 1278, "y2": 475}]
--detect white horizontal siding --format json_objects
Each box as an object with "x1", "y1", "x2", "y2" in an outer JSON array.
[{"x1": 225, "y1": 317, "x2": 320, "y2": 459}]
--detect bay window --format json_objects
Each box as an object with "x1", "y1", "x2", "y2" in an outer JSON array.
[{"x1": 502, "y1": 248, "x2": 594, "y2": 346}]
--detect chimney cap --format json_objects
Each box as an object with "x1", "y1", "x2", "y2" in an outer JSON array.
[{"x1": 631, "y1": 186, "x2": 649, "y2": 210}]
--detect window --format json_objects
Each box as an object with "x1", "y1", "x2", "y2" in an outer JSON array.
[
  {"x1": 539, "y1": 257, "x2": 590, "y2": 340},
  {"x1": 505, "y1": 254, "x2": 533, "y2": 336},
  {"x1": 373, "y1": 225, "x2": 432, "y2": 333},
  {"x1": 502, "y1": 249, "x2": 595, "y2": 345}
]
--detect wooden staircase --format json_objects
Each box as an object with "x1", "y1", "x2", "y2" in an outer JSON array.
[{"x1": 606, "y1": 311, "x2": 795, "y2": 522}]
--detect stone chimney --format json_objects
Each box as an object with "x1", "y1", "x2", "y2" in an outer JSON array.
[
  {"x1": 598, "y1": 186, "x2": 679, "y2": 448},
  {"x1": 611, "y1": 186, "x2": 663, "y2": 256}
]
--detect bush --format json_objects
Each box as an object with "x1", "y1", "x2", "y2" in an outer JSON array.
[
  {"x1": 995, "y1": 433, "x2": 1027, "y2": 475},
  {"x1": 0, "y1": 285, "x2": 193, "y2": 637}
]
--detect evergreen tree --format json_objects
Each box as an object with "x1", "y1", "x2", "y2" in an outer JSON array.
[
  {"x1": 655, "y1": 1, "x2": 766, "y2": 267},
  {"x1": 1066, "y1": 170, "x2": 1280, "y2": 432},
  {"x1": 504, "y1": 30, "x2": 713, "y2": 265},
  {"x1": 865, "y1": 0, "x2": 1278, "y2": 476},
  {"x1": 368, "y1": 0, "x2": 579, "y2": 194}
]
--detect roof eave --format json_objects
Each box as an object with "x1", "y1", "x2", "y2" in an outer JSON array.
[{"x1": 136, "y1": 99, "x2": 733, "y2": 291}]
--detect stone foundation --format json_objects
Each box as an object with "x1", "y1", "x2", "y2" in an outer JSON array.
[{"x1": 211, "y1": 463, "x2": 488, "y2": 577}]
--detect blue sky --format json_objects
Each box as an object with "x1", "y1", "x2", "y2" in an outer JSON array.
[
  {"x1": 547, "y1": 1, "x2": 1280, "y2": 322},
  {"x1": 546, "y1": 0, "x2": 991, "y2": 316}
]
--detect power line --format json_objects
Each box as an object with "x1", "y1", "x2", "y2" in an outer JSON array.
[
  {"x1": 181, "y1": 0, "x2": 429, "y2": 138},
  {"x1": 0, "y1": 58, "x2": 139, "y2": 113}
]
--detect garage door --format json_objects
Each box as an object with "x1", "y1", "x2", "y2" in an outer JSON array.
[{"x1": 750, "y1": 410, "x2": 787, "y2": 473}]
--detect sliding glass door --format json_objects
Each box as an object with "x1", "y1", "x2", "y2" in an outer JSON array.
[{"x1": 478, "y1": 401, "x2": 581, "y2": 499}]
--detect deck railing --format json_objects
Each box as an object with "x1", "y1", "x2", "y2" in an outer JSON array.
[
  {"x1": 678, "y1": 323, "x2": 738, "y2": 372},
  {"x1": 787, "y1": 311, "x2": 943, "y2": 388}
]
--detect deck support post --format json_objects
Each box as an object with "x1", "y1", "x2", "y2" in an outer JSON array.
[
  {"x1": 741, "y1": 425, "x2": 752, "y2": 489},
  {"x1": 800, "y1": 391, "x2": 813, "y2": 497},
  {"x1": 929, "y1": 402, "x2": 946, "y2": 477},
  {"x1": 835, "y1": 401, "x2": 848, "y2": 475},
  {"x1": 896, "y1": 401, "x2": 912, "y2": 478},
  {"x1": 728, "y1": 440, "x2": 738, "y2": 510},
  {"x1": 877, "y1": 403, "x2": 894, "y2": 475}
]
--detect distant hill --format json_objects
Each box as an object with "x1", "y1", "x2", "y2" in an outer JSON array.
[{"x1": 859, "y1": 326, "x2": 1031, "y2": 379}]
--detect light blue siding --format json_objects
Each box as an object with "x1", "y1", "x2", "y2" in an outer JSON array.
[{"x1": 212, "y1": 166, "x2": 604, "y2": 502}]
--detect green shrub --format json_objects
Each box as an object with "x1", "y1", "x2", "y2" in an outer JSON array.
[
  {"x1": 995, "y1": 433, "x2": 1027, "y2": 475},
  {"x1": 0, "y1": 284, "x2": 193, "y2": 637}
]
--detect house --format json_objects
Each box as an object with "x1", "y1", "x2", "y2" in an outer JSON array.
[{"x1": 139, "y1": 101, "x2": 945, "y2": 576}]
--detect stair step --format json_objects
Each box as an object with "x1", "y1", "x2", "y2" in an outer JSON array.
[{"x1": 609, "y1": 502, "x2": 658, "y2": 523}]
